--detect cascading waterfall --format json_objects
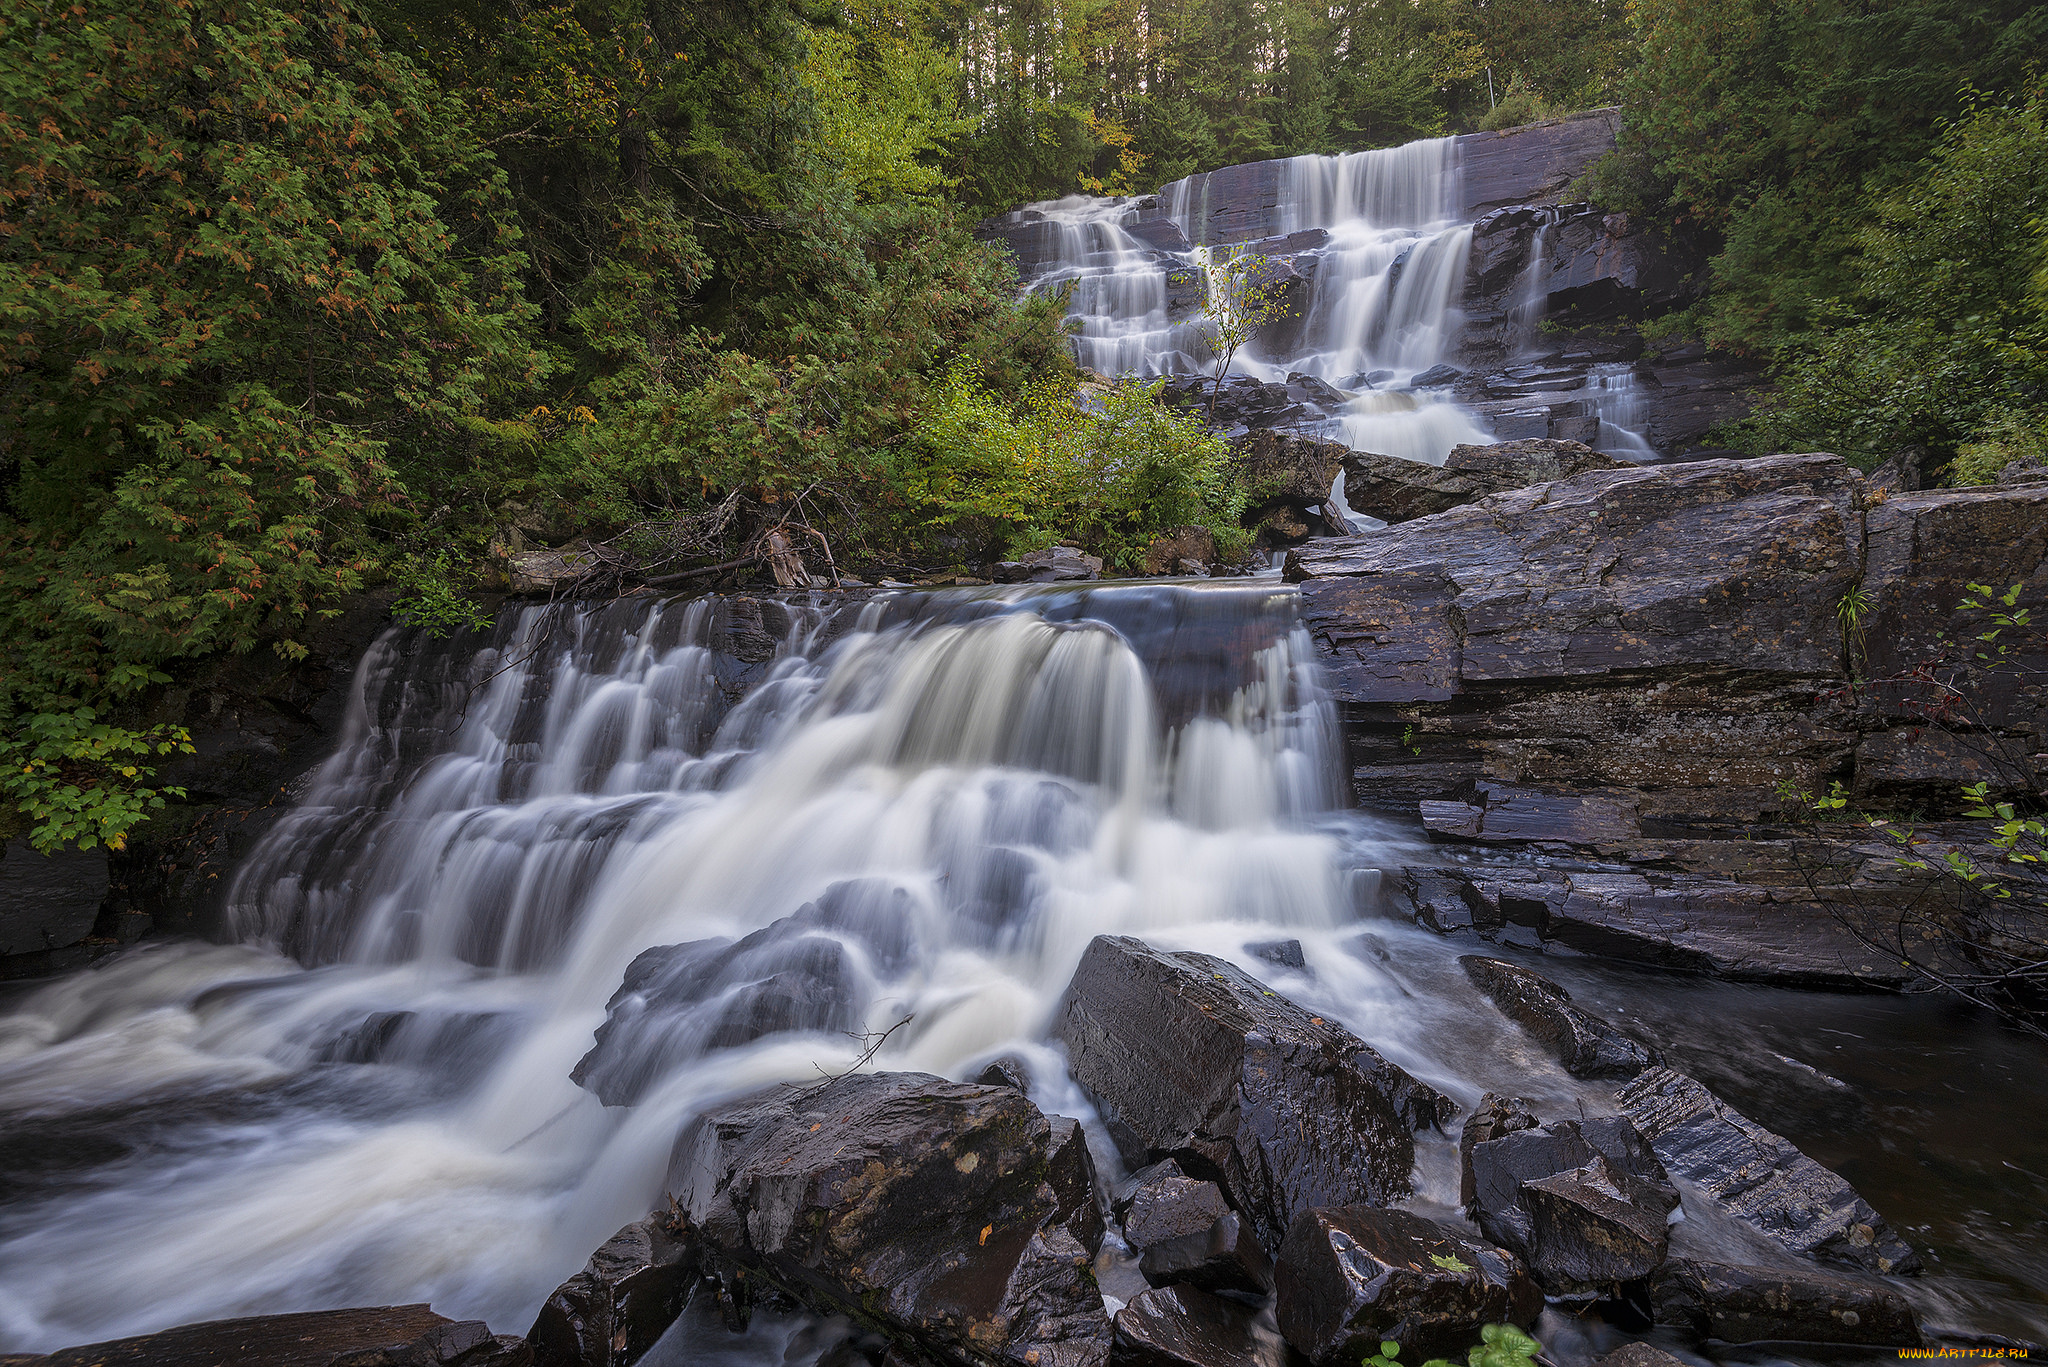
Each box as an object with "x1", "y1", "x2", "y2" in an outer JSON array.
[
  {"x1": 1017, "y1": 135, "x2": 1496, "y2": 465},
  {"x1": 0, "y1": 585, "x2": 1448, "y2": 1353},
  {"x1": 1585, "y1": 361, "x2": 1657, "y2": 459}
]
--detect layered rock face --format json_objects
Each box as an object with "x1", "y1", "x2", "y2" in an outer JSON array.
[{"x1": 1288, "y1": 454, "x2": 2048, "y2": 986}]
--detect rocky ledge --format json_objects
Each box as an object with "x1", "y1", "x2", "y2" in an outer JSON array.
[{"x1": 1288, "y1": 449, "x2": 2048, "y2": 988}]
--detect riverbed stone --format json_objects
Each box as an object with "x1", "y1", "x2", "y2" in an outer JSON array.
[
  {"x1": 17, "y1": 1307, "x2": 471, "y2": 1367},
  {"x1": 1273, "y1": 1207, "x2": 1540, "y2": 1365},
  {"x1": 1617, "y1": 1067, "x2": 1921, "y2": 1276},
  {"x1": 1458, "y1": 1093, "x2": 1539, "y2": 1208},
  {"x1": 527, "y1": 1217, "x2": 696, "y2": 1367},
  {"x1": 1110, "y1": 1284, "x2": 1265, "y2": 1367},
  {"x1": 1054, "y1": 935, "x2": 1455, "y2": 1250},
  {"x1": 1466, "y1": 1115, "x2": 1676, "y2": 1294},
  {"x1": 668, "y1": 1071, "x2": 1111, "y2": 1367},
  {"x1": 1137, "y1": 1210, "x2": 1274, "y2": 1298},
  {"x1": 1459, "y1": 956, "x2": 1658, "y2": 1078},
  {"x1": 1650, "y1": 1258, "x2": 1921, "y2": 1346}
]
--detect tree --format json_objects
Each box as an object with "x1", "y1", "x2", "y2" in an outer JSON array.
[
  {"x1": 1200, "y1": 250, "x2": 1296, "y2": 419},
  {"x1": 0, "y1": 0, "x2": 541, "y2": 720}
]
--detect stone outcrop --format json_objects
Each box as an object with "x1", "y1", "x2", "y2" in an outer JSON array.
[
  {"x1": 1342, "y1": 440, "x2": 1628, "y2": 524},
  {"x1": 527, "y1": 1218, "x2": 696, "y2": 1367},
  {"x1": 1459, "y1": 956, "x2": 1658, "y2": 1079},
  {"x1": 1110, "y1": 1285, "x2": 1266, "y2": 1367},
  {"x1": 993, "y1": 544, "x2": 1105, "y2": 583},
  {"x1": 1463, "y1": 1112, "x2": 1678, "y2": 1295},
  {"x1": 13, "y1": 1306, "x2": 522, "y2": 1367},
  {"x1": 1650, "y1": 1258, "x2": 1920, "y2": 1346},
  {"x1": 1231, "y1": 428, "x2": 1353, "y2": 546},
  {"x1": 1054, "y1": 935, "x2": 1454, "y2": 1250},
  {"x1": 668, "y1": 1071, "x2": 1111, "y2": 1367},
  {"x1": 1273, "y1": 1207, "x2": 1540, "y2": 1365},
  {"x1": 1618, "y1": 1067, "x2": 1921, "y2": 1276},
  {"x1": 0, "y1": 842, "x2": 111, "y2": 981},
  {"x1": 1289, "y1": 455, "x2": 2048, "y2": 989}
]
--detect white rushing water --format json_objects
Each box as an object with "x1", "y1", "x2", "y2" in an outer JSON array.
[
  {"x1": 1020, "y1": 136, "x2": 1495, "y2": 464},
  {"x1": 0, "y1": 586, "x2": 1498, "y2": 1352}
]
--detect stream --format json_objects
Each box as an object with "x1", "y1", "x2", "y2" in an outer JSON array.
[{"x1": 0, "y1": 584, "x2": 2043, "y2": 1361}]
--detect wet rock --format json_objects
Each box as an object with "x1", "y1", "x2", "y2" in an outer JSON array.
[
  {"x1": 572, "y1": 924, "x2": 864, "y2": 1107},
  {"x1": 1245, "y1": 938, "x2": 1305, "y2": 971},
  {"x1": 1143, "y1": 527, "x2": 1219, "y2": 576},
  {"x1": 1111, "y1": 1284, "x2": 1265, "y2": 1367},
  {"x1": 1231, "y1": 430, "x2": 1352, "y2": 547},
  {"x1": 1340, "y1": 440, "x2": 1628, "y2": 525},
  {"x1": 1617, "y1": 1067, "x2": 1921, "y2": 1276},
  {"x1": 1055, "y1": 935, "x2": 1455, "y2": 1249},
  {"x1": 1274, "y1": 1207, "x2": 1540, "y2": 1365},
  {"x1": 1340, "y1": 370, "x2": 1395, "y2": 390},
  {"x1": 1459, "y1": 956, "x2": 1658, "y2": 1078},
  {"x1": 1050, "y1": 1114, "x2": 1109, "y2": 1255},
  {"x1": 978, "y1": 1056, "x2": 1033, "y2": 1093},
  {"x1": 1650, "y1": 1258, "x2": 1921, "y2": 1346},
  {"x1": 1410, "y1": 364, "x2": 1464, "y2": 388},
  {"x1": 508, "y1": 546, "x2": 594, "y2": 595},
  {"x1": 334, "y1": 1320, "x2": 533, "y2": 1366},
  {"x1": 670, "y1": 1071, "x2": 1111, "y2": 1367},
  {"x1": 1466, "y1": 1116, "x2": 1677, "y2": 1294},
  {"x1": 1287, "y1": 372, "x2": 1350, "y2": 409},
  {"x1": 1458, "y1": 111, "x2": 1622, "y2": 217},
  {"x1": 0, "y1": 840, "x2": 110, "y2": 979},
  {"x1": 995, "y1": 545, "x2": 1106, "y2": 583},
  {"x1": 1518, "y1": 1152, "x2": 1673, "y2": 1288},
  {"x1": 527, "y1": 1218, "x2": 696, "y2": 1367},
  {"x1": 1458, "y1": 1093, "x2": 1538, "y2": 1208},
  {"x1": 1138, "y1": 1211, "x2": 1275, "y2": 1297},
  {"x1": 21, "y1": 1306, "x2": 464, "y2": 1367},
  {"x1": 1122, "y1": 1168, "x2": 1231, "y2": 1249},
  {"x1": 1589, "y1": 1344, "x2": 1690, "y2": 1367}
]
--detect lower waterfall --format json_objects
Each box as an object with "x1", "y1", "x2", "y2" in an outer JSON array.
[
  {"x1": 0, "y1": 586, "x2": 1422, "y2": 1349},
  {"x1": 0, "y1": 587, "x2": 2041, "y2": 1357}
]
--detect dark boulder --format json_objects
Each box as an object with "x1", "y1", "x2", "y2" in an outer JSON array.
[
  {"x1": 978, "y1": 1056, "x2": 1033, "y2": 1093},
  {"x1": 1458, "y1": 1093, "x2": 1538, "y2": 1208},
  {"x1": 994, "y1": 545, "x2": 1106, "y2": 584},
  {"x1": 527, "y1": 1218, "x2": 696, "y2": 1367},
  {"x1": 1054, "y1": 935, "x2": 1454, "y2": 1249},
  {"x1": 572, "y1": 927, "x2": 863, "y2": 1107},
  {"x1": 333, "y1": 1320, "x2": 534, "y2": 1367},
  {"x1": 1245, "y1": 938, "x2": 1306, "y2": 971},
  {"x1": 669, "y1": 1071, "x2": 1111, "y2": 1367},
  {"x1": 1589, "y1": 1345, "x2": 1690, "y2": 1367},
  {"x1": 1466, "y1": 1116, "x2": 1676, "y2": 1295},
  {"x1": 1340, "y1": 440, "x2": 1628, "y2": 526},
  {"x1": 1137, "y1": 1210, "x2": 1275, "y2": 1298},
  {"x1": 1233, "y1": 430, "x2": 1352, "y2": 548},
  {"x1": 1141, "y1": 527, "x2": 1220, "y2": 577},
  {"x1": 1617, "y1": 1067, "x2": 1921, "y2": 1276},
  {"x1": 1459, "y1": 956, "x2": 1657, "y2": 1078},
  {"x1": 1650, "y1": 1258, "x2": 1920, "y2": 1346},
  {"x1": 18, "y1": 1307, "x2": 483, "y2": 1367},
  {"x1": 1121, "y1": 1166, "x2": 1231, "y2": 1250},
  {"x1": 1110, "y1": 1285, "x2": 1266, "y2": 1367},
  {"x1": 1518, "y1": 1153, "x2": 1673, "y2": 1289},
  {"x1": 1049, "y1": 1115, "x2": 1109, "y2": 1255},
  {"x1": 0, "y1": 840, "x2": 109, "y2": 979},
  {"x1": 1273, "y1": 1207, "x2": 1540, "y2": 1365},
  {"x1": 1410, "y1": 365, "x2": 1464, "y2": 388}
]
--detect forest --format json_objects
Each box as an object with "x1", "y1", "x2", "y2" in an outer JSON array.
[{"x1": 0, "y1": 0, "x2": 2045, "y2": 849}]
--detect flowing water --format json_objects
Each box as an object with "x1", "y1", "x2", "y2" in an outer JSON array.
[
  {"x1": 1020, "y1": 137, "x2": 1497, "y2": 464},
  {"x1": 1, "y1": 587, "x2": 2043, "y2": 1361}
]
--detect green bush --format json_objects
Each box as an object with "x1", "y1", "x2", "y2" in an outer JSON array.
[
  {"x1": 910, "y1": 371, "x2": 1249, "y2": 571},
  {"x1": 1737, "y1": 90, "x2": 2048, "y2": 470}
]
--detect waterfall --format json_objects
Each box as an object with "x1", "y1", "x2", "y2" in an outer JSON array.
[
  {"x1": 0, "y1": 586, "x2": 1427, "y2": 1352},
  {"x1": 1585, "y1": 362, "x2": 1657, "y2": 459},
  {"x1": 1014, "y1": 135, "x2": 1495, "y2": 465},
  {"x1": 1505, "y1": 213, "x2": 1554, "y2": 354}
]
